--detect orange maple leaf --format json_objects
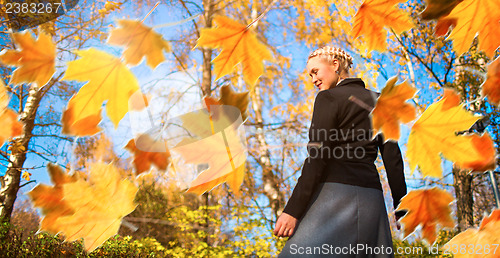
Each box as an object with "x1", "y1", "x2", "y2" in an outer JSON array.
[
  {"x1": 371, "y1": 76, "x2": 417, "y2": 141},
  {"x1": 125, "y1": 133, "x2": 171, "y2": 175},
  {"x1": 31, "y1": 162, "x2": 137, "y2": 252},
  {"x1": 27, "y1": 163, "x2": 78, "y2": 234},
  {"x1": 0, "y1": 79, "x2": 22, "y2": 147},
  {"x1": 107, "y1": 19, "x2": 170, "y2": 69},
  {"x1": 396, "y1": 187, "x2": 455, "y2": 244},
  {"x1": 420, "y1": 0, "x2": 460, "y2": 36},
  {"x1": 434, "y1": 17, "x2": 457, "y2": 37},
  {"x1": 61, "y1": 104, "x2": 102, "y2": 136},
  {"x1": 455, "y1": 133, "x2": 497, "y2": 172},
  {"x1": 196, "y1": 16, "x2": 272, "y2": 86},
  {"x1": 0, "y1": 31, "x2": 55, "y2": 86},
  {"x1": 445, "y1": 209, "x2": 500, "y2": 257},
  {"x1": 420, "y1": 0, "x2": 462, "y2": 20},
  {"x1": 481, "y1": 57, "x2": 500, "y2": 107},
  {"x1": 351, "y1": 0, "x2": 413, "y2": 51},
  {"x1": 407, "y1": 89, "x2": 484, "y2": 178},
  {"x1": 203, "y1": 85, "x2": 250, "y2": 122},
  {"x1": 444, "y1": 0, "x2": 500, "y2": 58},
  {"x1": 173, "y1": 105, "x2": 247, "y2": 195},
  {"x1": 62, "y1": 49, "x2": 140, "y2": 134}
]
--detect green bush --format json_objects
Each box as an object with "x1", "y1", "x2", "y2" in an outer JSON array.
[
  {"x1": 0, "y1": 218, "x2": 460, "y2": 257},
  {"x1": 0, "y1": 222, "x2": 167, "y2": 257}
]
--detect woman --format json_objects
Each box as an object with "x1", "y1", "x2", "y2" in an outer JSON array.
[{"x1": 274, "y1": 46, "x2": 407, "y2": 257}]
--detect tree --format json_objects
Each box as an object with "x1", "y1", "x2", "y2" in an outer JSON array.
[{"x1": 0, "y1": 0, "x2": 124, "y2": 221}]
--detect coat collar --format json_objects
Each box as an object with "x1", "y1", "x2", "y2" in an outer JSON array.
[{"x1": 336, "y1": 78, "x2": 365, "y2": 88}]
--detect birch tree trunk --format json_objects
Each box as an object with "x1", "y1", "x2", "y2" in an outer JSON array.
[
  {"x1": 452, "y1": 165, "x2": 474, "y2": 231},
  {"x1": 0, "y1": 84, "x2": 48, "y2": 221},
  {"x1": 250, "y1": 87, "x2": 285, "y2": 219}
]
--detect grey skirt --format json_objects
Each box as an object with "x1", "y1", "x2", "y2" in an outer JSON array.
[{"x1": 278, "y1": 182, "x2": 394, "y2": 258}]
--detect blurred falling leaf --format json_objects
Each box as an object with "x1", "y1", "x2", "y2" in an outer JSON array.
[
  {"x1": 128, "y1": 90, "x2": 150, "y2": 111},
  {"x1": 371, "y1": 76, "x2": 417, "y2": 141},
  {"x1": 196, "y1": 16, "x2": 272, "y2": 86},
  {"x1": 125, "y1": 134, "x2": 171, "y2": 175},
  {"x1": 434, "y1": 17, "x2": 457, "y2": 37},
  {"x1": 351, "y1": 0, "x2": 413, "y2": 51},
  {"x1": 0, "y1": 80, "x2": 22, "y2": 147},
  {"x1": 108, "y1": 19, "x2": 170, "y2": 69},
  {"x1": 61, "y1": 104, "x2": 102, "y2": 136},
  {"x1": 0, "y1": 31, "x2": 55, "y2": 86},
  {"x1": 173, "y1": 105, "x2": 247, "y2": 195},
  {"x1": 30, "y1": 162, "x2": 137, "y2": 252},
  {"x1": 396, "y1": 187, "x2": 455, "y2": 244},
  {"x1": 481, "y1": 57, "x2": 500, "y2": 106},
  {"x1": 445, "y1": 209, "x2": 500, "y2": 257},
  {"x1": 455, "y1": 133, "x2": 497, "y2": 172},
  {"x1": 420, "y1": 0, "x2": 462, "y2": 20},
  {"x1": 62, "y1": 49, "x2": 140, "y2": 133},
  {"x1": 27, "y1": 163, "x2": 78, "y2": 234},
  {"x1": 407, "y1": 89, "x2": 483, "y2": 178},
  {"x1": 444, "y1": 0, "x2": 500, "y2": 58},
  {"x1": 203, "y1": 85, "x2": 250, "y2": 122},
  {"x1": 0, "y1": 110, "x2": 22, "y2": 149}
]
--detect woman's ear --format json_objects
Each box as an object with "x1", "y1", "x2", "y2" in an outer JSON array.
[{"x1": 331, "y1": 59, "x2": 340, "y2": 72}]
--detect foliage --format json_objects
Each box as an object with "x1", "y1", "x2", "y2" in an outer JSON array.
[{"x1": 0, "y1": 222, "x2": 166, "y2": 257}]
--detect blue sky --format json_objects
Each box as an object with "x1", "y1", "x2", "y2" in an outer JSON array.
[{"x1": 2, "y1": 1, "x2": 496, "y2": 243}]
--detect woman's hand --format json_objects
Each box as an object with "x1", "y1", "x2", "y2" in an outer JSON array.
[{"x1": 273, "y1": 212, "x2": 298, "y2": 237}]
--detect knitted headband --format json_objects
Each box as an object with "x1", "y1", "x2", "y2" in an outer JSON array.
[{"x1": 308, "y1": 46, "x2": 354, "y2": 73}]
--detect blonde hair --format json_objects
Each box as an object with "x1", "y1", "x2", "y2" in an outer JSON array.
[{"x1": 308, "y1": 46, "x2": 353, "y2": 74}]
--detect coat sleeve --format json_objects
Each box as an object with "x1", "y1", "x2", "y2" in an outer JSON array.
[
  {"x1": 282, "y1": 91, "x2": 338, "y2": 219},
  {"x1": 378, "y1": 136, "x2": 407, "y2": 216}
]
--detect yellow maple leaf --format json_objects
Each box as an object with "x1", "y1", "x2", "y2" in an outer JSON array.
[
  {"x1": 49, "y1": 162, "x2": 137, "y2": 252},
  {"x1": 371, "y1": 76, "x2": 417, "y2": 141},
  {"x1": 0, "y1": 31, "x2": 55, "y2": 86},
  {"x1": 481, "y1": 57, "x2": 500, "y2": 107},
  {"x1": 173, "y1": 105, "x2": 247, "y2": 195},
  {"x1": 351, "y1": 0, "x2": 413, "y2": 51},
  {"x1": 407, "y1": 89, "x2": 483, "y2": 178},
  {"x1": 0, "y1": 79, "x2": 22, "y2": 147},
  {"x1": 62, "y1": 49, "x2": 140, "y2": 132},
  {"x1": 22, "y1": 171, "x2": 31, "y2": 181},
  {"x1": 107, "y1": 19, "x2": 170, "y2": 69},
  {"x1": 396, "y1": 187, "x2": 455, "y2": 244},
  {"x1": 445, "y1": 209, "x2": 500, "y2": 257},
  {"x1": 203, "y1": 85, "x2": 250, "y2": 122},
  {"x1": 444, "y1": 0, "x2": 500, "y2": 58},
  {"x1": 27, "y1": 163, "x2": 78, "y2": 234},
  {"x1": 196, "y1": 16, "x2": 272, "y2": 86}
]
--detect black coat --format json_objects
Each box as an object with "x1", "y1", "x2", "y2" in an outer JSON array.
[{"x1": 282, "y1": 78, "x2": 407, "y2": 220}]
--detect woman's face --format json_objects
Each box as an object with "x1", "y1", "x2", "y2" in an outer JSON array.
[{"x1": 306, "y1": 56, "x2": 339, "y2": 91}]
